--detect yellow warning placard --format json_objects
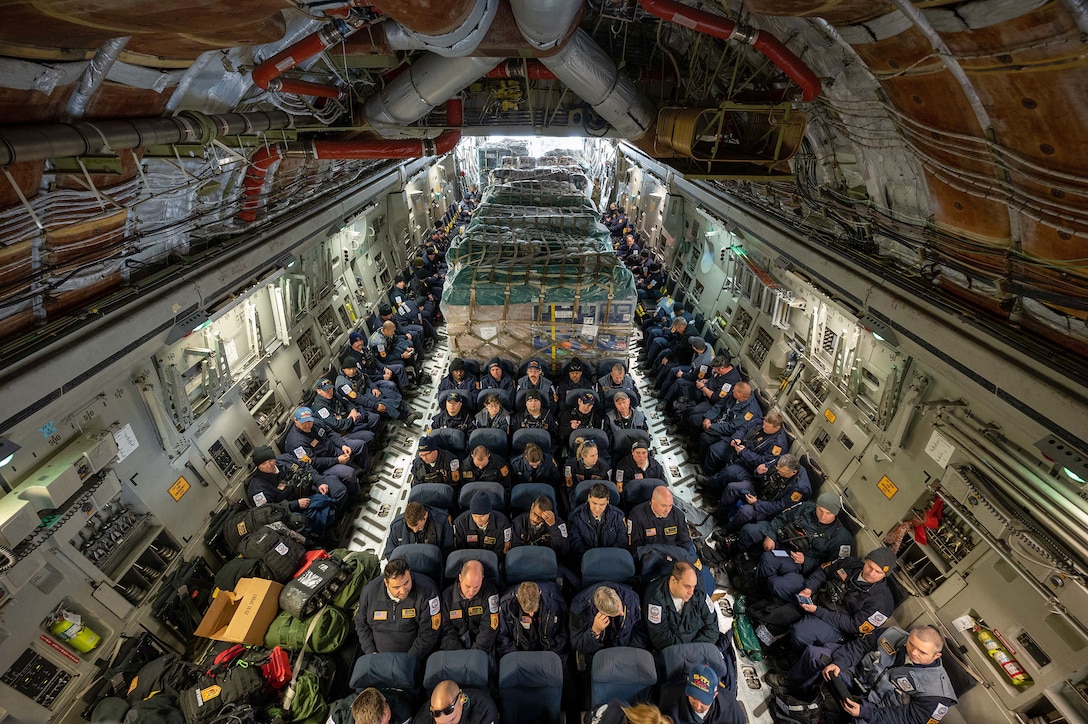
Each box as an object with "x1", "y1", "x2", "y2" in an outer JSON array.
[
  {"x1": 877, "y1": 475, "x2": 898, "y2": 500},
  {"x1": 169, "y1": 476, "x2": 190, "y2": 501},
  {"x1": 824, "y1": 409, "x2": 836, "y2": 423}
]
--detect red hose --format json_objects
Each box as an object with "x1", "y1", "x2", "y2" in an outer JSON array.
[
  {"x1": 484, "y1": 60, "x2": 558, "y2": 81},
  {"x1": 238, "y1": 146, "x2": 282, "y2": 222},
  {"x1": 637, "y1": 0, "x2": 821, "y2": 102},
  {"x1": 252, "y1": 21, "x2": 359, "y2": 98}
]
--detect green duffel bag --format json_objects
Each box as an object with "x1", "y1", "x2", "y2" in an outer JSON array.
[
  {"x1": 263, "y1": 607, "x2": 349, "y2": 654},
  {"x1": 268, "y1": 655, "x2": 333, "y2": 724},
  {"x1": 328, "y1": 549, "x2": 380, "y2": 610}
]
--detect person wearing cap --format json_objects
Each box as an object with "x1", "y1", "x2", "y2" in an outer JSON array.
[
  {"x1": 682, "y1": 356, "x2": 742, "y2": 427},
  {"x1": 453, "y1": 491, "x2": 513, "y2": 560},
  {"x1": 311, "y1": 376, "x2": 379, "y2": 442},
  {"x1": 568, "y1": 482, "x2": 629, "y2": 565},
  {"x1": 642, "y1": 561, "x2": 717, "y2": 653},
  {"x1": 636, "y1": 261, "x2": 667, "y2": 301},
  {"x1": 511, "y1": 495, "x2": 569, "y2": 557},
  {"x1": 511, "y1": 388, "x2": 559, "y2": 448},
  {"x1": 355, "y1": 558, "x2": 441, "y2": 657},
  {"x1": 698, "y1": 410, "x2": 788, "y2": 495},
  {"x1": 604, "y1": 392, "x2": 649, "y2": 453},
  {"x1": 336, "y1": 355, "x2": 420, "y2": 426},
  {"x1": 614, "y1": 440, "x2": 666, "y2": 488},
  {"x1": 661, "y1": 664, "x2": 746, "y2": 724},
  {"x1": 411, "y1": 435, "x2": 462, "y2": 487},
  {"x1": 245, "y1": 446, "x2": 344, "y2": 532},
  {"x1": 496, "y1": 580, "x2": 569, "y2": 660},
  {"x1": 516, "y1": 360, "x2": 554, "y2": 407},
  {"x1": 430, "y1": 391, "x2": 475, "y2": 434},
  {"x1": 569, "y1": 582, "x2": 646, "y2": 656},
  {"x1": 383, "y1": 501, "x2": 454, "y2": 558},
  {"x1": 661, "y1": 335, "x2": 714, "y2": 409},
  {"x1": 732, "y1": 493, "x2": 854, "y2": 602},
  {"x1": 473, "y1": 393, "x2": 512, "y2": 435},
  {"x1": 439, "y1": 560, "x2": 500, "y2": 654},
  {"x1": 552, "y1": 357, "x2": 589, "y2": 406},
  {"x1": 411, "y1": 679, "x2": 499, "y2": 724},
  {"x1": 361, "y1": 322, "x2": 412, "y2": 391},
  {"x1": 718, "y1": 452, "x2": 812, "y2": 531},
  {"x1": 479, "y1": 357, "x2": 515, "y2": 394},
  {"x1": 283, "y1": 406, "x2": 364, "y2": 496},
  {"x1": 750, "y1": 547, "x2": 897, "y2": 660},
  {"x1": 597, "y1": 362, "x2": 636, "y2": 393},
  {"x1": 344, "y1": 330, "x2": 406, "y2": 393},
  {"x1": 694, "y1": 382, "x2": 760, "y2": 463},
  {"x1": 439, "y1": 358, "x2": 478, "y2": 403},
  {"x1": 369, "y1": 320, "x2": 420, "y2": 386},
  {"x1": 644, "y1": 315, "x2": 690, "y2": 372},
  {"x1": 458, "y1": 445, "x2": 512, "y2": 493},
  {"x1": 560, "y1": 391, "x2": 604, "y2": 444}
]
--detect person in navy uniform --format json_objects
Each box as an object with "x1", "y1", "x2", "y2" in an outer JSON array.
[
  {"x1": 642, "y1": 561, "x2": 717, "y2": 652},
  {"x1": 355, "y1": 559, "x2": 441, "y2": 658},
  {"x1": 412, "y1": 680, "x2": 499, "y2": 724},
  {"x1": 410, "y1": 435, "x2": 461, "y2": 487},
  {"x1": 564, "y1": 437, "x2": 611, "y2": 493},
  {"x1": 511, "y1": 389, "x2": 559, "y2": 448},
  {"x1": 613, "y1": 440, "x2": 666, "y2": 489},
  {"x1": 701, "y1": 411, "x2": 788, "y2": 492},
  {"x1": 479, "y1": 358, "x2": 515, "y2": 393},
  {"x1": 366, "y1": 321, "x2": 413, "y2": 390},
  {"x1": 561, "y1": 391, "x2": 604, "y2": 440},
  {"x1": 797, "y1": 626, "x2": 957, "y2": 724},
  {"x1": 694, "y1": 381, "x2": 759, "y2": 463},
  {"x1": 553, "y1": 358, "x2": 590, "y2": 406},
  {"x1": 603, "y1": 391, "x2": 648, "y2": 451},
  {"x1": 596, "y1": 362, "x2": 636, "y2": 393},
  {"x1": 246, "y1": 446, "x2": 343, "y2": 531},
  {"x1": 430, "y1": 391, "x2": 475, "y2": 434},
  {"x1": 453, "y1": 492, "x2": 512, "y2": 560},
  {"x1": 473, "y1": 393, "x2": 512, "y2": 435},
  {"x1": 313, "y1": 376, "x2": 380, "y2": 442},
  {"x1": 511, "y1": 495, "x2": 569, "y2": 558},
  {"x1": 628, "y1": 485, "x2": 692, "y2": 562},
  {"x1": 569, "y1": 582, "x2": 646, "y2": 656},
  {"x1": 510, "y1": 442, "x2": 561, "y2": 489},
  {"x1": 383, "y1": 501, "x2": 454, "y2": 558},
  {"x1": 438, "y1": 358, "x2": 478, "y2": 404},
  {"x1": 731, "y1": 492, "x2": 854, "y2": 601},
  {"x1": 496, "y1": 581, "x2": 569, "y2": 659},
  {"x1": 568, "y1": 482, "x2": 628, "y2": 565},
  {"x1": 719, "y1": 452, "x2": 811, "y2": 531},
  {"x1": 516, "y1": 359, "x2": 553, "y2": 401},
  {"x1": 459, "y1": 445, "x2": 512, "y2": 493},
  {"x1": 440, "y1": 560, "x2": 500, "y2": 653},
  {"x1": 335, "y1": 354, "x2": 415, "y2": 425},
  {"x1": 682, "y1": 356, "x2": 742, "y2": 425},
  {"x1": 283, "y1": 406, "x2": 363, "y2": 495},
  {"x1": 661, "y1": 665, "x2": 746, "y2": 724},
  {"x1": 660, "y1": 336, "x2": 713, "y2": 403},
  {"x1": 344, "y1": 330, "x2": 408, "y2": 393}
]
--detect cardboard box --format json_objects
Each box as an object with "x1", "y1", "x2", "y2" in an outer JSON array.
[{"x1": 194, "y1": 578, "x2": 283, "y2": 645}]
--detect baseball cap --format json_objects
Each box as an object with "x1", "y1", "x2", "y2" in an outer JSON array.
[
  {"x1": 866, "y1": 546, "x2": 897, "y2": 572},
  {"x1": 447, "y1": 392, "x2": 464, "y2": 404},
  {"x1": 527, "y1": 360, "x2": 542, "y2": 370},
  {"x1": 315, "y1": 378, "x2": 334, "y2": 391},
  {"x1": 685, "y1": 665, "x2": 717, "y2": 706},
  {"x1": 294, "y1": 407, "x2": 314, "y2": 421},
  {"x1": 417, "y1": 436, "x2": 436, "y2": 452},
  {"x1": 631, "y1": 440, "x2": 649, "y2": 451},
  {"x1": 816, "y1": 492, "x2": 842, "y2": 515},
  {"x1": 579, "y1": 392, "x2": 596, "y2": 405},
  {"x1": 378, "y1": 303, "x2": 393, "y2": 316},
  {"x1": 348, "y1": 331, "x2": 365, "y2": 344},
  {"x1": 252, "y1": 445, "x2": 276, "y2": 465},
  {"x1": 470, "y1": 492, "x2": 492, "y2": 515}
]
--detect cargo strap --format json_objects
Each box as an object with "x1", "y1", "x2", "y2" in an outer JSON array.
[{"x1": 281, "y1": 611, "x2": 321, "y2": 713}]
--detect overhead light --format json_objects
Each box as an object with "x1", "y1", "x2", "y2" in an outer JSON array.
[
  {"x1": 276, "y1": 252, "x2": 297, "y2": 269},
  {"x1": 858, "y1": 313, "x2": 899, "y2": 347},
  {"x1": 0, "y1": 438, "x2": 20, "y2": 467},
  {"x1": 165, "y1": 308, "x2": 210, "y2": 344},
  {"x1": 1064, "y1": 468, "x2": 1086, "y2": 484}
]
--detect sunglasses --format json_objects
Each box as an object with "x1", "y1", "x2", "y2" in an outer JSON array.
[{"x1": 431, "y1": 692, "x2": 463, "y2": 718}]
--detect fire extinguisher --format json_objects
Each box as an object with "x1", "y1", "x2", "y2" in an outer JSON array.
[{"x1": 971, "y1": 619, "x2": 1033, "y2": 688}]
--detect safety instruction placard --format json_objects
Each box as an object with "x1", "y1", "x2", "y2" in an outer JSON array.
[
  {"x1": 877, "y1": 475, "x2": 898, "y2": 500},
  {"x1": 169, "y1": 476, "x2": 191, "y2": 501}
]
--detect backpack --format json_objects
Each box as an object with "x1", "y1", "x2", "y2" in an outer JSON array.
[
  {"x1": 328, "y1": 549, "x2": 380, "y2": 610},
  {"x1": 178, "y1": 666, "x2": 267, "y2": 724},
  {"x1": 214, "y1": 557, "x2": 274, "y2": 595},
  {"x1": 150, "y1": 559, "x2": 217, "y2": 642},
  {"x1": 222, "y1": 503, "x2": 302, "y2": 554},
  {"x1": 279, "y1": 554, "x2": 349, "y2": 619},
  {"x1": 236, "y1": 524, "x2": 308, "y2": 582},
  {"x1": 263, "y1": 608, "x2": 350, "y2": 654},
  {"x1": 123, "y1": 693, "x2": 186, "y2": 724},
  {"x1": 126, "y1": 654, "x2": 199, "y2": 704},
  {"x1": 269, "y1": 656, "x2": 333, "y2": 724}
]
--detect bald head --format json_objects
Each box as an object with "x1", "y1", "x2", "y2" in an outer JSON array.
[
  {"x1": 432, "y1": 680, "x2": 460, "y2": 705},
  {"x1": 458, "y1": 560, "x2": 484, "y2": 599},
  {"x1": 650, "y1": 486, "x2": 674, "y2": 518}
]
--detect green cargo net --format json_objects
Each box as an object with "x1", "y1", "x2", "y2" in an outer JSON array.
[
  {"x1": 482, "y1": 180, "x2": 592, "y2": 209},
  {"x1": 466, "y1": 207, "x2": 610, "y2": 238},
  {"x1": 488, "y1": 166, "x2": 589, "y2": 190}
]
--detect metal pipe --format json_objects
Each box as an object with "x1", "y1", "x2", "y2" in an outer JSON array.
[
  {"x1": 64, "y1": 36, "x2": 131, "y2": 120},
  {"x1": 237, "y1": 146, "x2": 282, "y2": 223},
  {"x1": 251, "y1": 17, "x2": 366, "y2": 98},
  {"x1": 311, "y1": 98, "x2": 463, "y2": 159},
  {"x1": 483, "y1": 60, "x2": 557, "y2": 80},
  {"x1": 0, "y1": 111, "x2": 292, "y2": 166},
  {"x1": 379, "y1": 0, "x2": 500, "y2": 57},
  {"x1": 507, "y1": 0, "x2": 583, "y2": 51},
  {"x1": 637, "y1": 0, "x2": 821, "y2": 102},
  {"x1": 363, "y1": 54, "x2": 500, "y2": 132}
]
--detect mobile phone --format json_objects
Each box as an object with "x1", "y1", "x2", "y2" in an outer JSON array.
[
  {"x1": 796, "y1": 595, "x2": 813, "y2": 605},
  {"x1": 772, "y1": 549, "x2": 790, "y2": 558},
  {"x1": 829, "y1": 673, "x2": 856, "y2": 706}
]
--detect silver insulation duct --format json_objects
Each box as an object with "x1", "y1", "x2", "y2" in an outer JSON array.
[
  {"x1": 508, "y1": 0, "x2": 583, "y2": 51},
  {"x1": 382, "y1": 0, "x2": 501, "y2": 56},
  {"x1": 64, "y1": 36, "x2": 131, "y2": 120}
]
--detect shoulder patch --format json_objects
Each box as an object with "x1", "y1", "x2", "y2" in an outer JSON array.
[
  {"x1": 429, "y1": 596, "x2": 440, "y2": 616},
  {"x1": 648, "y1": 604, "x2": 662, "y2": 625},
  {"x1": 867, "y1": 611, "x2": 888, "y2": 626},
  {"x1": 772, "y1": 445, "x2": 782, "y2": 455},
  {"x1": 895, "y1": 676, "x2": 915, "y2": 692},
  {"x1": 790, "y1": 491, "x2": 802, "y2": 502},
  {"x1": 930, "y1": 703, "x2": 949, "y2": 721},
  {"x1": 859, "y1": 622, "x2": 874, "y2": 634},
  {"x1": 838, "y1": 544, "x2": 852, "y2": 558},
  {"x1": 557, "y1": 523, "x2": 567, "y2": 537},
  {"x1": 879, "y1": 636, "x2": 896, "y2": 656},
  {"x1": 252, "y1": 493, "x2": 266, "y2": 507},
  {"x1": 340, "y1": 384, "x2": 352, "y2": 395},
  {"x1": 744, "y1": 411, "x2": 753, "y2": 420},
  {"x1": 317, "y1": 408, "x2": 330, "y2": 418},
  {"x1": 504, "y1": 527, "x2": 512, "y2": 543},
  {"x1": 489, "y1": 594, "x2": 499, "y2": 613}
]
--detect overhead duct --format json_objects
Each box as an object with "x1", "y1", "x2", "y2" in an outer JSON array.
[
  {"x1": 304, "y1": 98, "x2": 464, "y2": 159},
  {"x1": 0, "y1": 111, "x2": 293, "y2": 167},
  {"x1": 237, "y1": 146, "x2": 282, "y2": 223},
  {"x1": 507, "y1": 0, "x2": 584, "y2": 52},
  {"x1": 363, "y1": 55, "x2": 501, "y2": 135},
  {"x1": 64, "y1": 36, "x2": 131, "y2": 120},
  {"x1": 637, "y1": 0, "x2": 821, "y2": 102},
  {"x1": 378, "y1": 0, "x2": 500, "y2": 56},
  {"x1": 251, "y1": 15, "x2": 370, "y2": 98}
]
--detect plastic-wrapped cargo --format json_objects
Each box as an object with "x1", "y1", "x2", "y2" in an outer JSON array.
[{"x1": 442, "y1": 177, "x2": 634, "y2": 369}]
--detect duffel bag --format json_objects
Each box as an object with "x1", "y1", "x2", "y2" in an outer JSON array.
[
  {"x1": 280, "y1": 555, "x2": 349, "y2": 619},
  {"x1": 263, "y1": 607, "x2": 349, "y2": 654},
  {"x1": 328, "y1": 549, "x2": 380, "y2": 610}
]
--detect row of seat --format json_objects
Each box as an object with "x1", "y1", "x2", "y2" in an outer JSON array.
[
  {"x1": 408, "y1": 477, "x2": 664, "y2": 518},
  {"x1": 426, "y1": 424, "x2": 651, "y2": 462}
]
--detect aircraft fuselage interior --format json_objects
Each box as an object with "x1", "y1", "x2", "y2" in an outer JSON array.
[{"x1": 1, "y1": 2, "x2": 1087, "y2": 724}]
